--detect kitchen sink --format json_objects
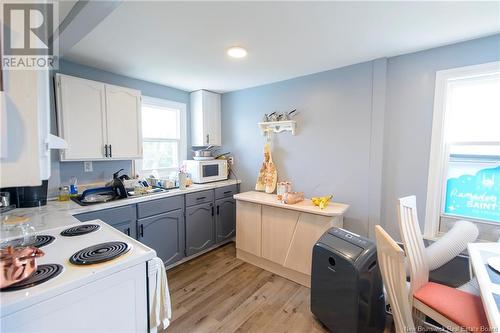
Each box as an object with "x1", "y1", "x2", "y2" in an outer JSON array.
[{"x1": 71, "y1": 187, "x2": 170, "y2": 206}]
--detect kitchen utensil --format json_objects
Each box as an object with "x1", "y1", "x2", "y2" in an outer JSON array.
[
  {"x1": 193, "y1": 156, "x2": 215, "y2": 161},
  {"x1": 0, "y1": 246, "x2": 45, "y2": 289},
  {"x1": 265, "y1": 159, "x2": 277, "y2": 193},
  {"x1": 178, "y1": 172, "x2": 187, "y2": 190},
  {"x1": 193, "y1": 148, "x2": 215, "y2": 158},
  {"x1": 71, "y1": 186, "x2": 117, "y2": 206},
  {"x1": 255, "y1": 145, "x2": 269, "y2": 191},
  {"x1": 81, "y1": 193, "x2": 116, "y2": 204},
  {"x1": 69, "y1": 177, "x2": 78, "y2": 197},
  {"x1": 282, "y1": 192, "x2": 304, "y2": 204},
  {"x1": 257, "y1": 143, "x2": 277, "y2": 194},
  {"x1": 107, "y1": 169, "x2": 128, "y2": 199},
  {"x1": 0, "y1": 192, "x2": 10, "y2": 207},
  {"x1": 214, "y1": 152, "x2": 230, "y2": 159},
  {"x1": 1, "y1": 215, "x2": 37, "y2": 247},
  {"x1": 277, "y1": 182, "x2": 287, "y2": 201}
]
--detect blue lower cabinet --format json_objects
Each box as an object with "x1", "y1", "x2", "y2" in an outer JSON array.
[
  {"x1": 74, "y1": 205, "x2": 137, "y2": 239},
  {"x1": 137, "y1": 209, "x2": 185, "y2": 266},
  {"x1": 215, "y1": 197, "x2": 236, "y2": 243},
  {"x1": 185, "y1": 202, "x2": 215, "y2": 256},
  {"x1": 112, "y1": 220, "x2": 135, "y2": 238}
]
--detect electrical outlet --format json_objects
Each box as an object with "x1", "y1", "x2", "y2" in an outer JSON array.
[
  {"x1": 228, "y1": 156, "x2": 234, "y2": 165},
  {"x1": 84, "y1": 161, "x2": 93, "y2": 172}
]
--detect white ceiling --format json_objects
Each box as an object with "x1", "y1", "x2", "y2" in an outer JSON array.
[{"x1": 63, "y1": 1, "x2": 500, "y2": 93}]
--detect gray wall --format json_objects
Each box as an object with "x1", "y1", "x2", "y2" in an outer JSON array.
[
  {"x1": 221, "y1": 33, "x2": 500, "y2": 238},
  {"x1": 381, "y1": 34, "x2": 500, "y2": 238},
  {"x1": 49, "y1": 59, "x2": 190, "y2": 196},
  {"x1": 221, "y1": 61, "x2": 385, "y2": 236}
]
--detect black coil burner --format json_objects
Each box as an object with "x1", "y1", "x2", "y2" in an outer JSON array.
[
  {"x1": 60, "y1": 224, "x2": 100, "y2": 237},
  {"x1": 0, "y1": 235, "x2": 55, "y2": 249},
  {"x1": 1, "y1": 264, "x2": 63, "y2": 292},
  {"x1": 70, "y1": 241, "x2": 131, "y2": 265}
]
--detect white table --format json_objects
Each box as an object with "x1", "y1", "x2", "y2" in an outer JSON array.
[{"x1": 468, "y1": 243, "x2": 500, "y2": 330}]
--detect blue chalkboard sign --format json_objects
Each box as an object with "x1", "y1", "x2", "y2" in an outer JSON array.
[{"x1": 444, "y1": 166, "x2": 500, "y2": 222}]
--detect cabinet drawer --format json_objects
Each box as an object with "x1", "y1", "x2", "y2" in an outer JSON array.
[
  {"x1": 137, "y1": 195, "x2": 184, "y2": 219},
  {"x1": 74, "y1": 205, "x2": 136, "y2": 226},
  {"x1": 185, "y1": 190, "x2": 214, "y2": 207},
  {"x1": 215, "y1": 184, "x2": 238, "y2": 199}
]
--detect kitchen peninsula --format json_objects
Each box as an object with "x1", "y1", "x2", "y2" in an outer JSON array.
[{"x1": 234, "y1": 191, "x2": 349, "y2": 287}]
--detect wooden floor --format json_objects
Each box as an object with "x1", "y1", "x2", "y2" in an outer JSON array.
[{"x1": 163, "y1": 242, "x2": 329, "y2": 333}]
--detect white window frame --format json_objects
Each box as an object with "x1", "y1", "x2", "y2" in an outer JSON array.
[
  {"x1": 424, "y1": 61, "x2": 500, "y2": 239},
  {"x1": 134, "y1": 96, "x2": 187, "y2": 177}
]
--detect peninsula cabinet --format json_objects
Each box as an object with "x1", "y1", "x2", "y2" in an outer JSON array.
[
  {"x1": 55, "y1": 73, "x2": 142, "y2": 161},
  {"x1": 234, "y1": 191, "x2": 349, "y2": 287}
]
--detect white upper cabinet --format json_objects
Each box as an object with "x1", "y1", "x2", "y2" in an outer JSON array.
[
  {"x1": 105, "y1": 84, "x2": 142, "y2": 159},
  {"x1": 190, "y1": 90, "x2": 221, "y2": 146},
  {"x1": 56, "y1": 74, "x2": 142, "y2": 161},
  {"x1": 56, "y1": 74, "x2": 107, "y2": 161}
]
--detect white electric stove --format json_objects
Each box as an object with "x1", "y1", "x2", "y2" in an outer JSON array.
[{"x1": 0, "y1": 220, "x2": 160, "y2": 333}]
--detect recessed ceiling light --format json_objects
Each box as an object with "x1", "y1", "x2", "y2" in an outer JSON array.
[{"x1": 227, "y1": 46, "x2": 247, "y2": 58}]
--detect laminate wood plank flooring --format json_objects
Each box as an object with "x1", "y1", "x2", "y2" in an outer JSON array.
[
  {"x1": 163, "y1": 242, "x2": 393, "y2": 333},
  {"x1": 163, "y1": 243, "x2": 327, "y2": 333}
]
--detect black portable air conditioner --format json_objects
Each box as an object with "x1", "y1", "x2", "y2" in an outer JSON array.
[{"x1": 311, "y1": 227, "x2": 386, "y2": 333}]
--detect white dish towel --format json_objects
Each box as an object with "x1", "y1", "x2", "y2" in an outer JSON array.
[{"x1": 150, "y1": 257, "x2": 172, "y2": 330}]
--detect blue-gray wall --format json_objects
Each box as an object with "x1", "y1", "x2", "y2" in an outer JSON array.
[
  {"x1": 221, "y1": 60, "x2": 385, "y2": 236},
  {"x1": 49, "y1": 59, "x2": 190, "y2": 196},
  {"x1": 221, "y1": 33, "x2": 500, "y2": 238},
  {"x1": 381, "y1": 33, "x2": 500, "y2": 238}
]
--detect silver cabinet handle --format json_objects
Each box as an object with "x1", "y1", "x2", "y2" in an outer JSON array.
[
  {"x1": 206, "y1": 134, "x2": 209, "y2": 145},
  {"x1": 104, "y1": 144, "x2": 108, "y2": 157},
  {"x1": 109, "y1": 144, "x2": 112, "y2": 158}
]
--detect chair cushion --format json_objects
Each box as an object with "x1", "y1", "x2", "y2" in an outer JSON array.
[{"x1": 414, "y1": 282, "x2": 489, "y2": 332}]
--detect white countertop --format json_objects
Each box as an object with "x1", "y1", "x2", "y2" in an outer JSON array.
[
  {"x1": 1, "y1": 179, "x2": 241, "y2": 236},
  {"x1": 233, "y1": 191, "x2": 349, "y2": 217}
]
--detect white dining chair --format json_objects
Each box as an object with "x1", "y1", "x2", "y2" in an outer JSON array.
[
  {"x1": 396, "y1": 196, "x2": 489, "y2": 332},
  {"x1": 397, "y1": 195, "x2": 479, "y2": 295},
  {"x1": 374, "y1": 225, "x2": 416, "y2": 333},
  {"x1": 375, "y1": 225, "x2": 489, "y2": 333}
]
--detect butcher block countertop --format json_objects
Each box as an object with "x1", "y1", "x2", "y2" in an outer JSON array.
[{"x1": 233, "y1": 191, "x2": 349, "y2": 217}]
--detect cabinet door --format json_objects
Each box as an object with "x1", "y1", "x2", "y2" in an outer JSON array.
[
  {"x1": 185, "y1": 202, "x2": 215, "y2": 256},
  {"x1": 56, "y1": 74, "x2": 106, "y2": 160},
  {"x1": 203, "y1": 91, "x2": 221, "y2": 146},
  {"x1": 137, "y1": 209, "x2": 185, "y2": 266},
  {"x1": 215, "y1": 197, "x2": 236, "y2": 243},
  {"x1": 74, "y1": 205, "x2": 137, "y2": 239},
  {"x1": 105, "y1": 84, "x2": 142, "y2": 159},
  {"x1": 236, "y1": 201, "x2": 261, "y2": 256},
  {"x1": 190, "y1": 90, "x2": 221, "y2": 146},
  {"x1": 113, "y1": 220, "x2": 135, "y2": 238}
]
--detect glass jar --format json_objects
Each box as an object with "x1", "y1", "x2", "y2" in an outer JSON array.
[
  {"x1": 58, "y1": 186, "x2": 70, "y2": 201},
  {"x1": 277, "y1": 182, "x2": 287, "y2": 201},
  {"x1": 1, "y1": 214, "x2": 37, "y2": 247}
]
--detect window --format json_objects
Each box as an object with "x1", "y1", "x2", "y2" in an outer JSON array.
[
  {"x1": 135, "y1": 97, "x2": 187, "y2": 178},
  {"x1": 425, "y1": 61, "x2": 500, "y2": 240}
]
